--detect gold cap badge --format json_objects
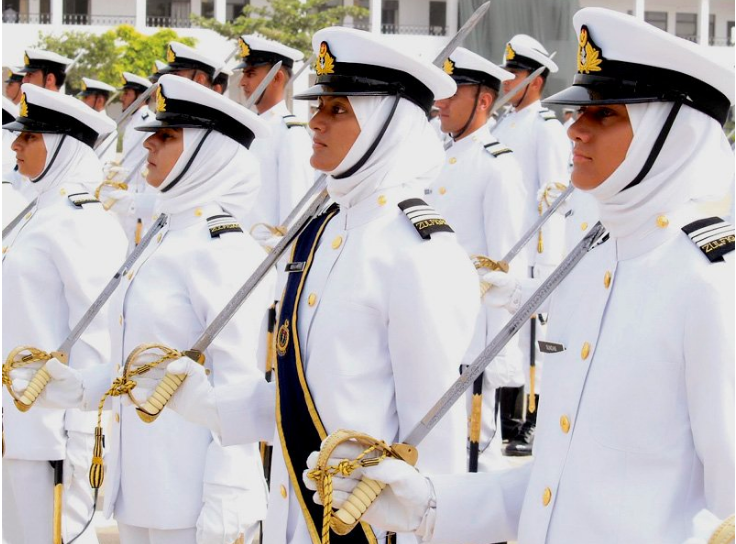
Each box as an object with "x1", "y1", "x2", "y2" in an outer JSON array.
[
  {"x1": 238, "y1": 38, "x2": 250, "y2": 59},
  {"x1": 443, "y1": 58, "x2": 455, "y2": 75},
  {"x1": 19, "y1": 93, "x2": 28, "y2": 117},
  {"x1": 24, "y1": 53, "x2": 30, "y2": 67},
  {"x1": 166, "y1": 45, "x2": 176, "y2": 64},
  {"x1": 505, "y1": 43, "x2": 516, "y2": 61},
  {"x1": 577, "y1": 26, "x2": 603, "y2": 74},
  {"x1": 315, "y1": 41, "x2": 335, "y2": 76},
  {"x1": 81, "y1": 80, "x2": 87, "y2": 91},
  {"x1": 156, "y1": 86, "x2": 166, "y2": 113}
]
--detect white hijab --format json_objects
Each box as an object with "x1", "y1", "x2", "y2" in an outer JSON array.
[
  {"x1": 153, "y1": 128, "x2": 261, "y2": 222},
  {"x1": 586, "y1": 103, "x2": 734, "y2": 238},
  {"x1": 324, "y1": 96, "x2": 444, "y2": 208},
  {"x1": 32, "y1": 134, "x2": 103, "y2": 195}
]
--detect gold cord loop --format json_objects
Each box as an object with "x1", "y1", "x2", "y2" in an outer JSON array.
[
  {"x1": 471, "y1": 255, "x2": 509, "y2": 298},
  {"x1": 94, "y1": 180, "x2": 129, "y2": 211}
]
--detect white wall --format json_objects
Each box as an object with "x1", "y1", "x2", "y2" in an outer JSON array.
[{"x1": 91, "y1": 0, "x2": 136, "y2": 17}]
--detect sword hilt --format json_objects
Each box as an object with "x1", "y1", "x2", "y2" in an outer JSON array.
[
  {"x1": 2, "y1": 346, "x2": 54, "y2": 412},
  {"x1": 16, "y1": 366, "x2": 52, "y2": 412}
]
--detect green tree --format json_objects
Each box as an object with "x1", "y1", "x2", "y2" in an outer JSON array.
[
  {"x1": 191, "y1": 0, "x2": 369, "y2": 56},
  {"x1": 33, "y1": 26, "x2": 196, "y2": 95}
]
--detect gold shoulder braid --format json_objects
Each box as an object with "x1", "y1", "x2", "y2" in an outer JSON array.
[{"x1": 307, "y1": 430, "x2": 418, "y2": 544}]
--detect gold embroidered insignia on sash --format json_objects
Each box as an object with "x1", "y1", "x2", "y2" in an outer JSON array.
[
  {"x1": 276, "y1": 319, "x2": 290, "y2": 357},
  {"x1": 239, "y1": 38, "x2": 250, "y2": 59},
  {"x1": 443, "y1": 58, "x2": 455, "y2": 75},
  {"x1": 505, "y1": 43, "x2": 516, "y2": 61},
  {"x1": 316, "y1": 41, "x2": 336, "y2": 76},
  {"x1": 577, "y1": 26, "x2": 603, "y2": 74},
  {"x1": 166, "y1": 45, "x2": 176, "y2": 64},
  {"x1": 156, "y1": 86, "x2": 166, "y2": 113},
  {"x1": 19, "y1": 93, "x2": 28, "y2": 117}
]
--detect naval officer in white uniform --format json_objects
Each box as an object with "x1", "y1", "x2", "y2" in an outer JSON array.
[{"x1": 309, "y1": 9, "x2": 735, "y2": 543}]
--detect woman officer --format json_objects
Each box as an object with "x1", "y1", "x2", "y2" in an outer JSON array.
[
  {"x1": 306, "y1": 8, "x2": 735, "y2": 544},
  {"x1": 157, "y1": 26, "x2": 480, "y2": 544},
  {"x1": 33, "y1": 74, "x2": 275, "y2": 544},
  {"x1": 3, "y1": 84, "x2": 126, "y2": 544}
]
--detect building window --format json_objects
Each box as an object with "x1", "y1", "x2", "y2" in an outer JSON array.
[
  {"x1": 227, "y1": 0, "x2": 248, "y2": 20},
  {"x1": 644, "y1": 11, "x2": 667, "y2": 32},
  {"x1": 709, "y1": 13, "x2": 716, "y2": 43},
  {"x1": 382, "y1": 0, "x2": 398, "y2": 30},
  {"x1": 429, "y1": 1, "x2": 446, "y2": 36},
  {"x1": 676, "y1": 13, "x2": 697, "y2": 41}
]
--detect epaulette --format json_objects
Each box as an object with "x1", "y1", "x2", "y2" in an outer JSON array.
[
  {"x1": 141, "y1": 111, "x2": 150, "y2": 121},
  {"x1": 681, "y1": 217, "x2": 734, "y2": 263},
  {"x1": 67, "y1": 192, "x2": 100, "y2": 208},
  {"x1": 398, "y1": 198, "x2": 454, "y2": 240},
  {"x1": 283, "y1": 114, "x2": 307, "y2": 129},
  {"x1": 539, "y1": 108, "x2": 557, "y2": 121},
  {"x1": 207, "y1": 214, "x2": 243, "y2": 238},
  {"x1": 483, "y1": 141, "x2": 513, "y2": 157}
]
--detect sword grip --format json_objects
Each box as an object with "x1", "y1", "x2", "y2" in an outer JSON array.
[
  {"x1": 333, "y1": 478, "x2": 387, "y2": 533},
  {"x1": 136, "y1": 372, "x2": 185, "y2": 423},
  {"x1": 15, "y1": 366, "x2": 51, "y2": 412}
]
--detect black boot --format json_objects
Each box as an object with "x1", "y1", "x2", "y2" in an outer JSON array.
[
  {"x1": 503, "y1": 394, "x2": 538, "y2": 457},
  {"x1": 498, "y1": 386, "x2": 525, "y2": 441}
]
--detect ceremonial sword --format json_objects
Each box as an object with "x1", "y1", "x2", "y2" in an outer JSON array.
[
  {"x1": 2, "y1": 213, "x2": 169, "y2": 412},
  {"x1": 2, "y1": 198, "x2": 37, "y2": 241},
  {"x1": 132, "y1": 0, "x2": 495, "y2": 423},
  {"x1": 94, "y1": 82, "x2": 160, "y2": 156}
]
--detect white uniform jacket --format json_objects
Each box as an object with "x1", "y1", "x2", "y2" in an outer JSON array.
[
  {"x1": 81, "y1": 203, "x2": 274, "y2": 529},
  {"x1": 217, "y1": 186, "x2": 480, "y2": 544},
  {"x1": 428, "y1": 209, "x2": 735, "y2": 543},
  {"x1": 2, "y1": 184, "x2": 127, "y2": 460},
  {"x1": 2, "y1": 180, "x2": 28, "y2": 229},
  {"x1": 248, "y1": 101, "x2": 313, "y2": 230},
  {"x1": 492, "y1": 100, "x2": 571, "y2": 271},
  {"x1": 563, "y1": 189, "x2": 599, "y2": 252}
]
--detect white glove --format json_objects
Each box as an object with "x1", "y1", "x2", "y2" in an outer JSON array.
[
  {"x1": 303, "y1": 443, "x2": 433, "y2": 534},
  {"x1": 9, "y1": 366, "x2": 36, "y2": 396},
  {"x1": 42, "y1": 358, "x2": 84, "y2": 409},
  {"x1": 481, "y1": 271, "x2": 522, "y2": 313},
  {"x1": 683, "y1": 510, "x2": 733, "y2": 544},
  {"x1": 102, "y1": 189, "x2": 134, "y2": 213},
  {"x1": 64, "y1": 430, "x2": 94, "y2": 490},
  {"x1": 119, "y1": 361, "x2": 166, "y2": 410},
  {"x1": 196, "y1": 483, "x2": 251, "y2": 544},
  {"x1": 163, "y1": 358, "x2": 222, "y2": 435},
  {"x1": 250, "y1": 224, "x2": 285, "y2": 253},
  {"x1": 536, "y1": 182, "x2": 570, "y2": 215}
]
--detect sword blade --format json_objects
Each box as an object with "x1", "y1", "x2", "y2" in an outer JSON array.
[
  {"x1": 404, "y1": 222, "x2": 606, "y2": 446},
  {"x1": 500, "y1": 183, "x2": 575, "y2": 265},
  {"x1": 490, "y1": 65, "x2": 546, "y2": 117},
  {"x1": 2, "y1": 198, "x2": 37, "y2": 240},
  {"x1": 432, "y1": 1, "x2": 492, "y2": 67},
  {"x1": 94, "y1": 83, "x2": 159, "y2": 151},
  {"x1": 189, "y1": 190, "x2": 330, "y2": 355},
  {"x1": 55, "y1": 214, "x2": 169, "y2": 358},
  {"x1": 245, "y1": 61, "x2": 283, "y2": 109},
  {"x1": 281, "y1": 174, "x2": 327, "y2": 230},
  {"x1": 213, "y1": 44, "x2": 241, "y2": 80},
  {"x1": 285, "y1": 53, "x2": 316, "y2": 92}
]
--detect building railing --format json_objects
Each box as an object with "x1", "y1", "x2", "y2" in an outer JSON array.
[
  {"x1": 146, "y1": 15, "x2": 192, "y2": 28},
  {"x1": 679, "y1": 34, "x2": 734, "y2": 46},
  {"x1": 5, "y1": 12, "x2": 51, "y2": 23},
  {"x1": 381, "y1": 23, "x2": 447, "y2": 35},
  {"x1": 62, "y1": 13, "x2": 136, "y2": 25}
]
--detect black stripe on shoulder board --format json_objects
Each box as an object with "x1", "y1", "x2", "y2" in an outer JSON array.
[
  {"x1": 398, "y1": 198, "x2": 453, "y2": 240},
  {"x1": 207, "y1": 213, "x2": 243, "y2": 238},
  {"x1": 682, "y1": 216, "x2": 734, "y2": 262},
  {"x1": 68, "y1": 192, "x2": 101, "y2": 208}
]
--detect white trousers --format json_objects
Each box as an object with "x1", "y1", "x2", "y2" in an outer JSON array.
[
  {"x1": 118, "y1": 521, "x2": 259, "y2": 544},
  {"x1": 3, "y1": 457, "x2": 98, "y2": 544}
]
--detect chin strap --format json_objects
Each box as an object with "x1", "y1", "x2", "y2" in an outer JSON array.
[
  {"x1": 621, "y1": 100, "x2": 683, "y2": 192},
  {"x1": 332, "y1": 93, "x2": 401, "y2": 180},
  {"x1": 160, "y1": 129, "x2": 212, "y2": 193},
  {"x1": 31, "y1": 134, "x2": 67, "y2": 184},
  {"x1": 450, "y1": 85, "x2": 481, "y2": 141}
]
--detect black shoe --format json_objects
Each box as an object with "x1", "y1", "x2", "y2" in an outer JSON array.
[{"x1": 503, "y1": 418, "x2": 535, "y2": 457}]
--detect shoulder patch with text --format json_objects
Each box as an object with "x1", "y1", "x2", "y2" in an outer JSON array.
[
  {"x1": 681, "y1": 217, "x2": 734, "y2": 262},
  {"x1": 207, "y1": 214, "x2": 243, "y2": 238},
  {"x1": 398, "y1": 198, "x2": 454, "y2": 240}
]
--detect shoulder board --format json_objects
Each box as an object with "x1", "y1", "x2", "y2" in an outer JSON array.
[
  {"x1": 68, "y1": 192, "x2": 101, "y2": 208},
  {"x1": 398, "y1": 198, "x2": 454, "y2": 240},
  {"x1": 207, "y1": 214, "x2": 243, "y2": 238},
  {"x1": 2, "y1": 181, "x2": 11, "y2": 185},
  {"x1": 539, "y1": 108, "x2": 557, "y2": 121},
  {"x1": 681, "y1": 217, "x2": 734, "y2": 263},
  {"x1": 483, "y1": 142, "x2": 513, "y2": 157},
  {"x1": 282, "y1": 114, "x2": 307, "y2": 129}
]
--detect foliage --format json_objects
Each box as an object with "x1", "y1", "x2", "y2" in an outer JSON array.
[
  {"x1": 191, "y1": 0, "x2": 369, "y2": 56},
  {"x1": 33, "y1": 26, "x2": 196, "y2": 94}
]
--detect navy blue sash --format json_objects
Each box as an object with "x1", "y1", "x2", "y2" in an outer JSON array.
[{"x1": 275, "y1": 204, "x2": 377, "y2": 544}]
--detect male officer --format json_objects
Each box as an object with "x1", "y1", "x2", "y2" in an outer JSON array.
[
  {"x1": 20, "y1": 48, "x2": 73, "y2": 91},
  {"x1": 235, "y1": 35, "x2": 313, "y2": 236},
  {"x1": 5, "y1": 66, "x2": 24, "y2": 104},
  {"x1": 427, "y1": 47, "x2": 527, "y2": 470},
  {"x1": 77, "y1": 77, "x2": 116, "y2": 112},
  {"x1": 492, "y1": 34, "x2": 571, "y2": 456}
]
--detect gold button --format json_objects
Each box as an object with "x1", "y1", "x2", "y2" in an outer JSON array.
[
  {"x1": 559, "y1": 415, "x2": 570, "y2": 434},
  {"x1": 603, "y1": 271, "x2": 612, "y2": 289},
  {"x1": 656, "y1": 215, "x2": 669, "y2": 228},
  {"x1": 119, "y1": 315, "x2": 123, "y2": 325},
  {"x1": 439, "y1": 187, "x2": 447, "y2": 195},
  {"x1": 195, "y1": 208, "x2": 203, "y2": 217},
  {"x1": 581, "y1": 342, "x2": 591, "y2": 360},
  {"x1": 115, "y1": 413, "x2": 120, "y2": 423},
  {"x1": 24, "y1": 212, "x2": 32, "y2": 220},
  {"x1": 542, "y1": 487, "x2": 552, "y2": 506},
  {"x1": 157, "y1": 233, "x2": 163, "y2": 243},
  {"x1": 127, "y1": 271, "x2": 134, "y2": 280},
  {"x1": 308, "y1": 293, "x2": 317, "y2": 306},
  {"x1": 59, "y1": 188, "x2": 67, "y2": 196},
  {"x1": 331, "y1": 236, "x2": 342, "y2": 249},
  {"x1": 580, "y1": 222, "x2": 588, "y2": 231},
  {"x1": 2, "y1": 247, "x2": 6, "y2": 254},
  {"x1": 449, "y1": 157, "x2": 457, "y2": 164},
  {"x1": 377, "y1": 195, "x2": 387, "y2": 206},
  {"x1": 280, "y1": 484, "x2": 287, "y2": 498}
]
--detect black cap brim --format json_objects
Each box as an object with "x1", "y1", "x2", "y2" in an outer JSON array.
[
  {"x1": 2, "y1": 116, "x2": 98, "y2": 147},
  {"x1": 544, "y1": 84, "x2": 662, "y2": 107}
]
